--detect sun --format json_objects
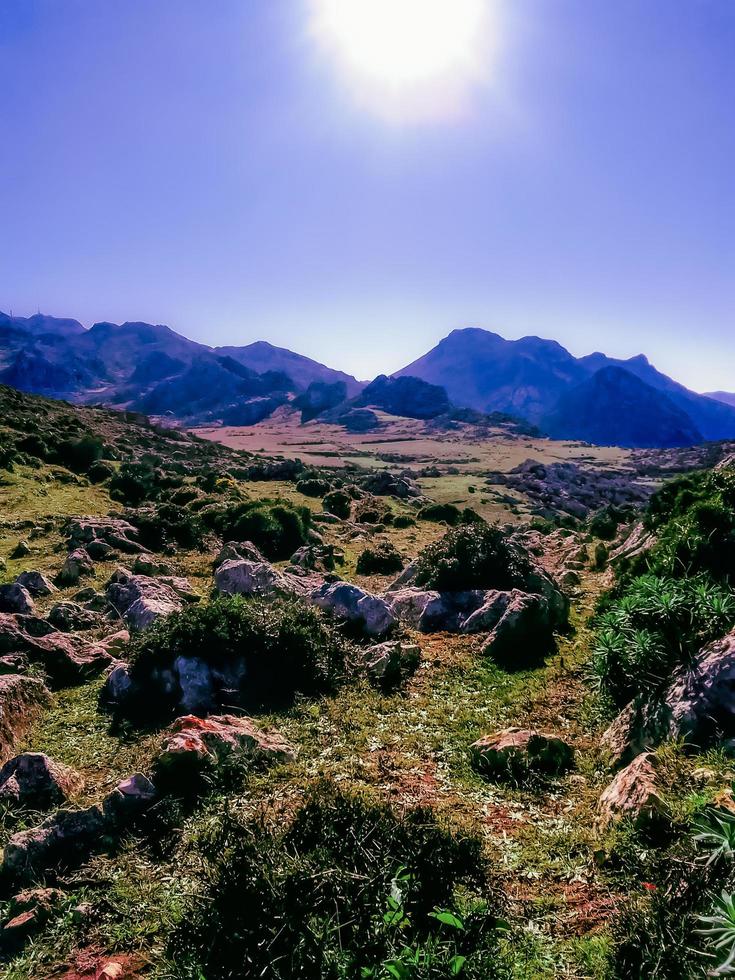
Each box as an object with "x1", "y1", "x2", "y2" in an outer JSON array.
[{"x1": 310, "y1": 0, "x2": 494, "y2": 120}]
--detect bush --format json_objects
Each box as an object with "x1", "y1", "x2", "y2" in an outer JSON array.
[
  {"x1": 356, "y1": 541, "x2": 404, "y2": 575},
  {"x1": 354, "y1": 496, "x2": 392, "y2": 525},
  {"x1": 109, "y1": 462, "x2": 161, "y2": 506},
  {"x1": 56, "y1": 434, "x2": 104, "y2": 473},
  {"x1": 323, "y1": 488, "x2": 352, "y2": 519},
  {"x1": 166, "y1": 781, "x2": 505, "y2": 980},
  {"x1": 417, "y1": 502, "x2": 462, "y2": 525},
  {"x1": 134, "y1": 502, "x2": 205, "y2": 551},
  {"x1": 213, "y1": 499, "x2": 312, "y2": 560},
  {"x1": 129, "y1": 595, "x2": 352, "y2": 711},
  {"x1": 86, "y1": 459, "x2": 114, "y2": 484},
  {"x1": 591, "y1": 574, "x2": 735, "y2": 709},
  {"x1": 393, "y1": 514, "x2": 416, "y2": 529},
  {"x1": 414, "y1": 523, "x2": 533, "y2": 593},
  {"x1": 296, "y1": 477, "x2": 331, "y2": 497}
]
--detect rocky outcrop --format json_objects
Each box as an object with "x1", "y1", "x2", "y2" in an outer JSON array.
[
  {"x1": 47, "y1": 601, "x2": 100, "y2": 632},
  {"x1": 602, "y1": 628, "x2": 735, "y2": 766},
  {"x1": 311, "y1": 581, "x2": 396, "y2": 638},
  {"x1": 215, "y1": 558, "x2": 288, "y2": 598},
  {"x1": 65, "y1": 516, "x2": 144, "y2": 554},
  {"x1": 155, "y1": 714, "x2": 295, "y2": 786},
  {"x1": 362, "y1": 641, "x2": 421, "y2": 688},
  {"x1": 597, "y1": 752, "x2": 668, "y2": 830},
  {"x1": 362, "y1": 470, "x2": 420, "y2": 499},
  {"x1": 0, "y1": 676, "x2": 52, "y2": 764},
  {"x1": 56, "y1": 548, "x2": 94, "y2": 586},
  {"x1": 481, "y1": 593, "x2": 556, "y2": 667},
  {"x1": 14, "y1": 572, "x2": 56, "y2": 597},
  {"x1": 0, "y1": 752, "x2": 83, "y2": 808},
  {"x1": 470, "y1": 727, "x2": 574, "y2": 779},
  {"x1": 608, "y1": 521, "x2": 657, "y2": 566}
]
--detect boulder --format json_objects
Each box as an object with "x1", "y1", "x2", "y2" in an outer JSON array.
[
  {"x1": 602, "y1": 628, "x2": 735, "y2": 766},
  {"x1": 57, "y1": 548, "x2": 94, "y2": 586},
  {"x1": 2, "y1": 805, "x2": 106, "y2": 883},
  {"x1": 106, "y1": 570, "x2": 186, "y2": 631},
  {"x1": 214, "y1": 558, "x2": 287, "y2": 598},
  {"x1": 363, "y1": 641, "x2": 421, "y2": 687},
  {"x1": 609, "y1": 521, "x2": 657, "y2": 566},
  {"x1": 47, "y1": 601, "x2": 99, "y2": 632},
  {"x1": 1, "y1": 887, "x2": 63, "y2": 947},
  {"x1": 311, "y1": 581, "x2": 396, "y2": 637},
  {"x1": 0, "y1": 753, "x2": 83, "y2": 808},
  {"x1": 470, "y1": 727, "x2": 574, "y2": 779},
  {"x1": 0, "y1": 584, "x2": 35, "y2": 615},
  {"x1": 481, "y1": 592, "x2": 556, "y2": 667},
  {"x1": 85, "y1": 538, "x2": 116, "y2": 560},
  {"x1": 597, "y1": 752, "x2": 669, "y2": 830},
  {"x1": 155, "y1": 714, "x2": 295, "y2": 786},
  {"x1": 65, "y1": 516, "x2": 143, "y2": 553},
  {"x1": 132, "y1": 554, "x2": 175, "y2": 576},
  {"x1": 387, "y1": 587, "x2": 485, "y2": 632},
  {"x1": 102, "y1": 773, "x2": 157, "y2": 828},
  {"x1": 0, "y1": 676, "x2": 52, "y2": 764},
  {"x1": 102, "y1": 662, "x2": 135, "y2": 706},
  {"x1": 11, "y1": 540, "x2": 31, "y2": 559},
  {"x1": 30, "y1": 633, "x2": 114, "y2": 686},
  {"x1": 213, "y1": 540, "x2": 267, "y2": 569},
  {"x1": 14, "y1": 572, "x2": 56, "y2": 597},
  {"x1": 460, "y1": 591, "x2": 513, "y2": 634}
]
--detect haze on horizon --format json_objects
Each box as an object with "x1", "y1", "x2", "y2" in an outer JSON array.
[{"x1": 1, "y1": 0, "x2": 733, "y2": 392}]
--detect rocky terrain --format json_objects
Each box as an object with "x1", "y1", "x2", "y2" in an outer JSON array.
[{"x1": 1, "y1": 382, "x2": 735, "y2": 977}]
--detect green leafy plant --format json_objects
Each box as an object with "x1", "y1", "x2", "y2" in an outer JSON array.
[{"x1": 414, "y1": 522, "x2": 533, "y2": 593}]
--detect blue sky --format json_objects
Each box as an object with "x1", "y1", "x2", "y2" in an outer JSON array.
[{"x1": 1, "y1": 0, "x2": 733, "y2": 390}]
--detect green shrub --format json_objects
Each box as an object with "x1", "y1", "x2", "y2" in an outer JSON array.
[
  {"x1": 414, "y1": 523, "x2": 533, "y2": 593},
  {"x1": 393, "y1": 513, "x2": 416, "y2": 529},
  {"x1": 296, "y1": 477, "x2": 331, "y2": 497},
  {"x1": 134, "y1": 502, "x2": 205, "y2": 551},
  {"x1": 165, "y1": 781, "x2": 505, "y2": 980},
  {"x1": 591, "y1": 574, "x2": 735, "y2": 709},
  {"x1": 354, "y1": 496, "x2": 391, "y2": 525},
  {"x1": 129, "y1": 595, "x2": 352, "y2": 711},
  {"x1": 323, "y1": 488, "x2": 352, "y2": 519},
  {"x1": 356, "y1": 541, "x2": 404, "y2": 575},
  {"x1": 109, "y1": 462, "x2": 161, "y2": 506},
  {"x1": 212, "y1": 499, "x2": 312, "y2": 560},
  {"x1": 56, "y1": 434, "x2": 104, "y2": 473},
  {"x1": 417, "y1": 502, "x2": 462, "y2": 525},
  {"x1": 86, "y1": 459, "x2": 114, "y2": 484}
]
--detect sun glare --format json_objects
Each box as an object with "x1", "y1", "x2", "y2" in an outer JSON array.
[{"x1": 310, "y1": 0, "x2": 494, "y2": 121}]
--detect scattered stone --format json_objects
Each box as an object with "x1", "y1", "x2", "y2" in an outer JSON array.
[
  {"x1": 0, "y1": 675, "x2": 52, "y2": 764},
  {"x1": 155, "y1": 714, "x2": 295, "y2": 785},
  {"x1": 470, "y1": 727, "x2": 574, "y2": 779},
  {"x1": 106, "y1": 570, "x2": 187, "y2": 631},
  {"x1": 214, "y1": 558, "x2": 286, "y2": 598},
  {"x1": 363, "y1": 641, "x2": 421, "y2": 688},
  {"x1": 30, "y1": 633, "x2": 114, "y2": 686},
  {"x1": 597, "y1": 752, "x2": 669, "y2": 831},
  {"x1": 2, "y1": 804, "x2": 106, "y2": 884},
  {"x1": 15, "y1": 571, "x2": 57, "y2": 597},
  {"x1": 48, "y1": 601, "x2": 99, "y2": 632},
  {"x1": 0, "y1": 583, "x2": 35, "y2": 615},
  {"x1": 132, "y1": 554, "x2": 175, "y2": 576},
  {"x1": 102, "y1": 773, "x2": 157, "y2": 828},
  {"x1": 213, "y1": 540, "x2": 267, "y2": 569},
  {"x1": 0, "y1": 752, "x2": 83, "y2": 808},
  {"x1": 481, "y1": 592, "x2": 556, "y2": 667},
  {"x1": 85, "y1": 538, "x2": 115, "y2": 560},
  {"x1": 11, "y1": 540, "x2": 31, "y2": 559},
  {"x1": 57, "y1": 548, "x2": 94, "y2": 586},
  {"x1": 65, "y1": 516, "x2": 143, "y2": 554}
]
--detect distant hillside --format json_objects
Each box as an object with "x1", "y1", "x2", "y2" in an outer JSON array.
[
  {"x1": 395, "y1": 327, "x2": 735, "y2": 447},
  {"x1": 706, "y1": 391, "x2": 735, "y2": 408},
  {"x1": 542, "y1": 367, "x2": 703, "y2": 448},
  {"x1": 353, "y1": 374, "x2": 450, "y2": 419},
  {"x1": 216, "y1": 341, "x2": 362, "y2": 396}
]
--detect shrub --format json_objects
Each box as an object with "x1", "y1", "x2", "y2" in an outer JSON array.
[
  {"x1": 109, "y1": 462, "x2": 161, "y2": 506},
  {"x1": 323, "y1": 488, "x2": 352, "y2": 519},
  {"x1": 296, "y1": 477, "x2": 331, "y2": 497},
  {"x1": 166, "y1": 781, "x2": 505, "y2": 980},
  {"x1": 133, "y1": 502, "x2": 205, "y2": 551},
  {"x1": 356, "y1": 541, "x2": 404, "y2": 575},
  {"x1": 213, "y1": 499, "x2": 312, "y2": 560},
  {"x1": 417, "y1": 502, "x2": 462, "y2": 525},
  {"x1": 128, "y1": 595, "x2": 352, "y2": 710},
  {"x1": 591, "y1": 574, "x2": 735, "y2": 709},
  {"x1": 56, "y1": 434, "x2": 104, "y2": 473},
  {"x1": 86, "y1": 459, "x2": 114, "y2": 484},
  {"x1": 414, "y1": 523, "x2": 533, "y2": 593},
  {"x1": 393, "y1": 514, "x2": 416, "y2": 529},
  {"x1": 354, "y1": 496, "x2": 392, "y2": 525}
]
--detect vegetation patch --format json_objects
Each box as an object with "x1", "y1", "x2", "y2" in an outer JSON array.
[{"x1": 414, "y1": 523, "x2": 533, "y2": 593}]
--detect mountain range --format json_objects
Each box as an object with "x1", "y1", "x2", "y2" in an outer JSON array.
[{"x1": 0, "y1": 311, "x2": 732, "y2": 448}]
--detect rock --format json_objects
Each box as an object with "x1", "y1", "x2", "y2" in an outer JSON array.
[
  {"x1": 0, "y1": 676, "x2": 52, "y2": 764},
  {"x1": 0, "y1": 584, "x2": 35, "y2": 615},
  {"x1": 106, "y1": 570, "x2": 186, "y2": 631},
  {"x1": 470, "y1": 727, "x2": 574, "y2": 779},
  {"x1": 559, "y1": 569, "x2": 581, "y2": 590},
  {"x1": 47, "y1": 601, "x2": 99, "y2": 632},
  {"x1": 102, "y1": 662, "x2": 135, "y2": 706},
  {"x1": 102, "y1": 773, "x2": 157, "y2": 827},
  {"x1": 1, "y1": 887, "x2": 63, "y2": 946},
  {"x1": 132, "y1": 554, "x2": 175, "y2": 576},
  {"x1": 14, "y1": 571, "x2": 56, "y2": 597},
  {"x1": 311, "y1": 581, "x2": 396, "y2": 637},
  {"x1": 11, "y1": 540, "x2": 31, "y2": 559},
  {"x1": 57, "y1": 548, "x2": 94, "y2": 586},
  {"x1": 460, "y1": 591, "x2": 513, "y2": 633},
  {"x1": 289, "y1": 544, "x2": 343, "y2": 573},
  {"x1": 65, "y1": 516, "x2": 143, "y2": 553},
  {"x1": 481, "y1": 592, "x2": 556, "y2": 667},
  {"x1": 2, "y1": 804, "x2": 106, "y2": 883},
  {"x1": 602, "y1": 628, "x2": 735, "y2": 766},
  {"x1": 213, "y1": 540, "x2": 267, "y2": 569},
  {"x1": 0, "y1": 752, "x2": 83, "y2": 808},
  {"x1": 387, "y1": 587, "x2": 484, "y2": 633},
  {"x1": 597, "y1": 752, "x2": 669, "y2": 830},
  {"x1": 85, "y1": 538, "x2": 116, "y2": 560},
  {"x1": 30, "y1": 633, "x2": 114, "y2": 686},
  {"x1": 0, "y1": 653, "x2": 29, "y2": 675},
  {"x1": 363, "y1": 470, "x2": 420, "y2": 499},
  {"x1": 363, "y1": 641, "x2": 421, "y2": 687},
  {"x1": 609, "y1": 521, "x2": 657, "y2": 566},
  {"x1": 97, "y1": 629, "x2": 130, "y2": 656},
  {"x1": 214, "y1": 558, "x2": 287, "y2": 598},
  {"x1": 155, "y1": 714, "x2": 295, "y2": 785}
]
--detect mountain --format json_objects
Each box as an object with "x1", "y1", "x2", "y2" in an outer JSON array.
[
  {"x1": 706, "y1": 391, "x2": 735, "y2": 408},
  {"x1": 0, "y1": 311, "x2": 85, "y2": 337},
  {"x1": 394, "y1": 327, "x2": 735, "y2": 446},
  {"x1": 541, "y1": 366, "x2": 703, "y2": 448},
  {"x1": 353, "y1": 374, "x2": 451, "y2": 420},
  {"x1": 215, "y1": 341, "x2": 362, "y2": 396},
  {"x1": 394, "y1": 328, "x2": 587, "y2": 423}
]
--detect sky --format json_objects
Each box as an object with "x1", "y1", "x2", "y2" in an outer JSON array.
[{"x1": 1, "y1": 0, "x2": 733, "y2": 391}]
